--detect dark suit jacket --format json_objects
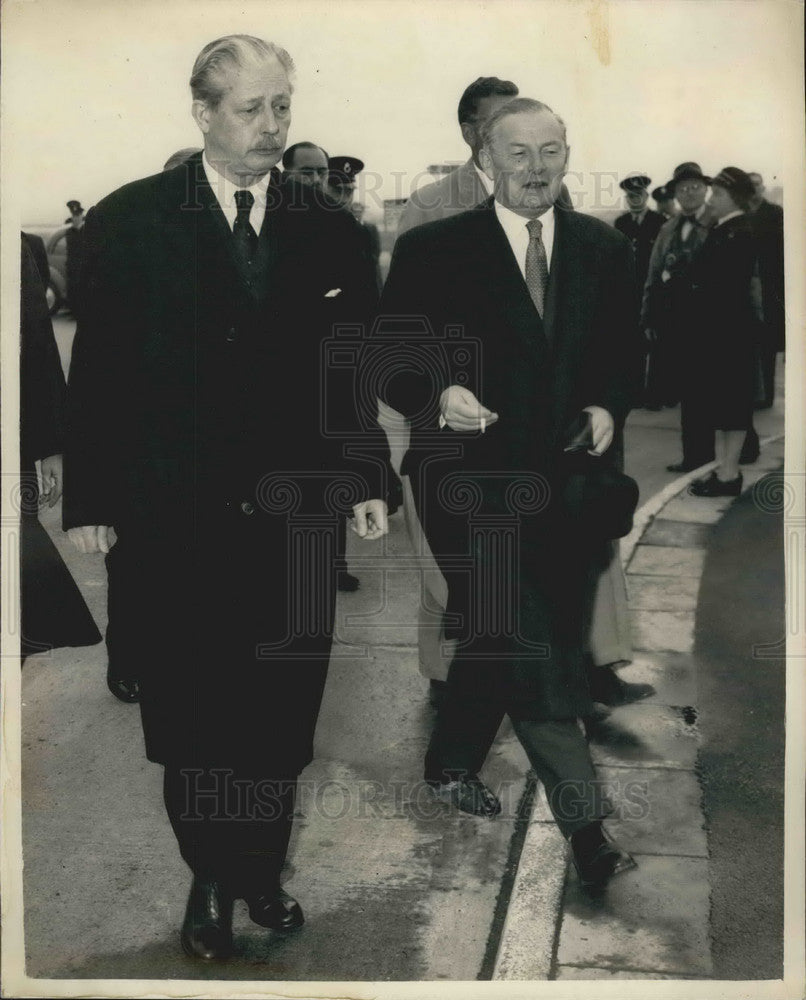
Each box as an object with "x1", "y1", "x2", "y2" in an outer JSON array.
[
  {"x1": 614, "y1": 208, "x2": 665, "y2": 297},
  {"x1": 374, "y1": 200, "x2": 638, "y2": 718},
  {"x1": 640, "y1": 211, "x2": 712, "y2": 331},
  {"x1": 64, "y1": 156, "x2": 382, "y2": 769},
  {"x1": 749, "y1": 199, "x2": 785, "y2": 351}
]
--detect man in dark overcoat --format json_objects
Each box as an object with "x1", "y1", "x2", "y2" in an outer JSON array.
[
  {"x1": 614, "y1": 172, "x2": 665, "y2": 407},
  {"x1": 747, "y1": 172, "x2": 785, "y2": 408},
  {"x1": 375, "y1": 98, "x2": 638, "y2": 889},
  {"x1": 63, "y1": 34, "x2": 388, "y2": 960}
]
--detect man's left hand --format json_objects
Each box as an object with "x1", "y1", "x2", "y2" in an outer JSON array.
[
  {"x1": 39, "y1": 454, "x2": 63, "y2": 508},
  {"x1": 581, "y1": 406, "x2": 615, "y2": 456},
  {"x1": 351, "y1": 499, "x2": 388, "y2": 540}
]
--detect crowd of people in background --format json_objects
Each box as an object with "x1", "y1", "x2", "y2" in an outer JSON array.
[{"x1": 615, "y1": 161, "x2": 784, "y2": 497}]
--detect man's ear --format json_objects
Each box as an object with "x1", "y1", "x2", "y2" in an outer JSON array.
[
  {"x1": 479, "y1": 146, "x2": 494, "y2": 182},
  {"x1": 191, "y1": 100, "x2": 211, "y2": 134},
  {"x1": 459, "y1": 121, "x2": 476, "y2": 149},
  {"x1": 563, "y1": 145, "x2": 571, "y2": 173}
]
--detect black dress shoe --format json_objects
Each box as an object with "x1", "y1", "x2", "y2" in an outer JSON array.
[
  {"x1": 689, "y1": 471, "x2": 742, "y2": 497},
  {"x1": 587, "y1": 663, "x2": 655, "y2": 708},
  {"x1": 427, "y1": 774, "x2": 502, "y2": 818},
  {"x1": 106, "y1": 669, "x2": 139, "y2": 703},
  {"x1": 337, "y1": 570, "x2": 360, "y2": 592},
  {"x1": 180, "y1": 878, "x2": 233, "y2": 960},
  {"x1": 246, "y1": 887, "x2": 304, "y2": 931},
  {"x1": 428, "y1": 678, "x2": 449, "y2": 707},
  {"x1": 570, "y1": 822, "x2": 636, "y2": 889},
  {"x1": 584, "y1": 701, "x2": 613, "y2": 724}
]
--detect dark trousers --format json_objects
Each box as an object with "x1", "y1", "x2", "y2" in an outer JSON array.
[
  {"x1": 334, "y1": 514, "x2": 348, "y2": 574},
  {"x1": 644, "y1": 331, "x2": 680, "y2": 406},
  {"x1": 758, "y1": 348, "x2": 778, "y2": 408},
  {"x1": 424, "y1": 693, "x2": 599, "y2": 838},
  {"x1": 105, "y1": 549, "x2": 138, "y2": 682},
  {"x1": 680, "y1": 388, "x2": 716, "y2": 467},
  {"x1": 163, "y1": 765, "x2": 297, "y2": 895}
]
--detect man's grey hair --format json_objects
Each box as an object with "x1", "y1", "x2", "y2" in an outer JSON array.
[
  {"x1": 480, "y1": 97, "x2": 567, "y2": 150},
  {"x1": 190, "y1": 35, "x2": 295, "y2": 108}
]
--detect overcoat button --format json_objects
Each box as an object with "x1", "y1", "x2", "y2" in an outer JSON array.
[
  {"x1": 226, "y1": 327, "x2": 236, "y2": 342},
  {"x1": 240, "y1": 501, "x2": 255, "y2": 515}
]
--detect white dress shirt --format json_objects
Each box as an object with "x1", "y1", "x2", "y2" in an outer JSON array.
[
  {"x1": 494, "y1": 200, "x2": 556, "y2": 280},
  {"x1": 202, "y1": 151, "x2": 271, "y2": 234}
]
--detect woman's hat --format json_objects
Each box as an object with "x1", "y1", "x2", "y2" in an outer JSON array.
[{"x1": 711, "y1": 166, "x2": 755, "y2": 203}]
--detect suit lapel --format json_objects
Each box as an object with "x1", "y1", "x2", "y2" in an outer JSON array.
[
  {"x1": 544, "y1": 207, "x2": 598, "y2": 367},
  {"x1": 543, "y1": 205, "x2": 567, "y2": 349},
  {"x1": 473, "y1": 202, "x2": 550, "y2": 360},
  {"x1": 171, "y1": 152, "x2": 275, "y2": 305}
]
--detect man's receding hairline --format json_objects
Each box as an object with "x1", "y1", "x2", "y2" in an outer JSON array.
[
  {"x1": 485, "y1": 106, "x2": 566, "y2": 147},
  {"x1": 208, "y1": 55, "x2": 291, "y2": 97}
]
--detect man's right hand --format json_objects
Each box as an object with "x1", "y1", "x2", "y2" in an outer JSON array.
[
  {"x1": 439, "y1": 386, "x2": 499, "y2": 432},
  {"x1": 68, "y1": 525, "x2": 113, "y2": 554}
]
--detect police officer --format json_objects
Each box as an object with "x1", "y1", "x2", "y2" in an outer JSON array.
[
  {"x1": 326, "y1": 155, "x2": 364, "y2": 209},
  {"x1": 614, "y1": 173, "x2": 665, "y2": 408}
]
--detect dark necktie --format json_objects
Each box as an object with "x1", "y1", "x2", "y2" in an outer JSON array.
[
  {"x1": 525, "y1": 218, "x2": 549, "y2": 318},
  {"x1": 233, "y1": 189, "x2": 258, "y2": 264}
]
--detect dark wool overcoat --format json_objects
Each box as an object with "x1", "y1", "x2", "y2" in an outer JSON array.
[
  {"x1": 64, "y1": 156, "x2": 384, "y2": 771},
  {"x1": 375, "y1": 200, "x2": 639, "y2": 720}
]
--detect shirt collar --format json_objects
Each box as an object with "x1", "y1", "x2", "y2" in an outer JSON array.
[
  {"x1": 630, "y1": 208, "x2": 648, "y2": 224},
  {"x1": 202, "y1": 150, "x2": 273, "y2": 227},
  {"x1": 494, "y1": 199, "x2": 556, "y2": 249},
  {"x1": 716, "y1": 209, "x2": 744, "y2": 227},
  {"x1": 474, "y1": 163, "x2": 494, "y2": 196}
]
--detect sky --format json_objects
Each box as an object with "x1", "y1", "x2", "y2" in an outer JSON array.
[{"x1": 2, "y1": 0, "x2": 803, "y2": 225}]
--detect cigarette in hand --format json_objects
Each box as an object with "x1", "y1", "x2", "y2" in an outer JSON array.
[{"x1": 480, "y1": 417, "x2": 486, "y2": 434}]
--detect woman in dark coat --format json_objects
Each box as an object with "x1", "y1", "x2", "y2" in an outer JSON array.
[
  {"x1": 688, "y1": 168, "x2": 763, "y2": 497},
  {"x1": 19, "y1": 234, "x2": 101, "y2": 657}
]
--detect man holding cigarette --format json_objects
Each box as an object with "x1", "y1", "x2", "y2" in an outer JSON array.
[{"x1": 377, "y1": 98, "x2": 639, "y2": 889}]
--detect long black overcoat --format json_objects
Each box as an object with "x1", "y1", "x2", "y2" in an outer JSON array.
[
  {"x1": 686, "y1": 214, "x2": 761, "y2": 428},
  {"x1": 375, "y1": 200, "x2": 638, "y2": 720},
  {"x1": 20, "y1": 235, "x2": 102, "y2": 657},
  {"x1": 63, "y1": 157, "x2": 382, "y2": 771}
]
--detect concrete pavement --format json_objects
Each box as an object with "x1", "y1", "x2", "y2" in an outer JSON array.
[{"x1": 15, "y1": 326, "x2": 786, "y2": 988}]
